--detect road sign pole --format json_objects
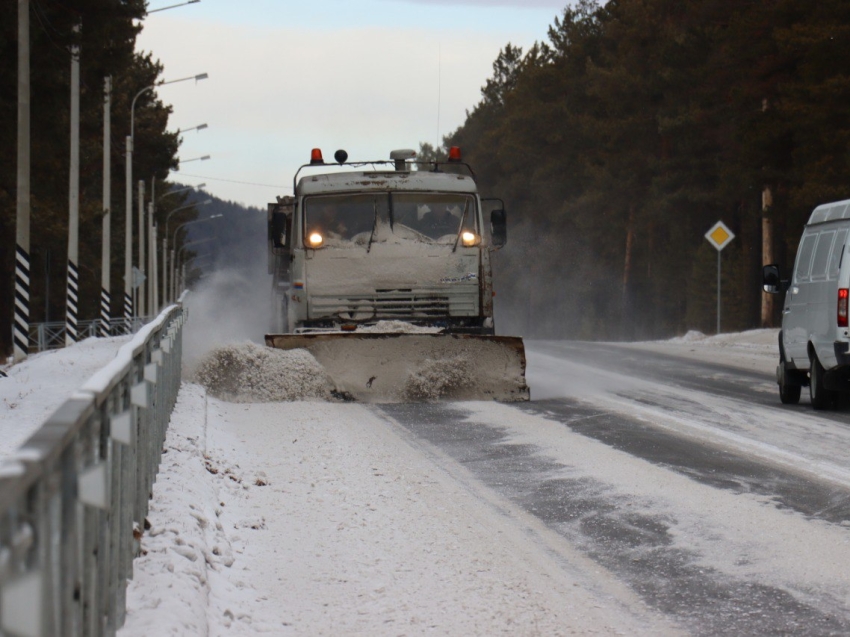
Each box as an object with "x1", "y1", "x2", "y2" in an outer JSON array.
[
  {"x1": 717, "y1": 250, "x2": 721, "y2": 334},
  {"x1": 704, "y1": 220, "x2": 735, "y2": 336}
]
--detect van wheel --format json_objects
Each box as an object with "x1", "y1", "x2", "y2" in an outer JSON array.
[
  {"x1": 809, "y1": 354, "x2": 835, "y2": 410},
  {"x1": 778, "y1": 363, "x2": 801, "y2": 405}
]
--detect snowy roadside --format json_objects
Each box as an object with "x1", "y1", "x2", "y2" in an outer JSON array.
[
  {"x1": 120, "y1": 386, "x2": 682, "y2": 636},
  {"x1": 616, "y1": 328, "x2": 779, "y2": 376},
  {"x1": 0, "y1": 336, "x2": 131, "y2": 460}
]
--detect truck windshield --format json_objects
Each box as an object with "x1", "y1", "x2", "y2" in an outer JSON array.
[{"x1": 305, "y1": 193, "x2": 476, "y2": 247}]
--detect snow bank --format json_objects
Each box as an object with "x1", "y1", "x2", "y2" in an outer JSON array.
[
  {"x1": 619, "y1": 328, "x2": 779, "y2": 376},
  {"x1": 119, "y1": 384, "x2": 233, "y2": 636},
  {"x1": 0, "y1": 336, "x2": 130, "y2": 461},
  {"x1": 190, "y1": 342, "x2": 333, "y2": 402}
]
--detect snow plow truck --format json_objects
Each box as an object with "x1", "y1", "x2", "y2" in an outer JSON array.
[{"x1": 265, "y1": 147, "x2": 528, "y2": 402}]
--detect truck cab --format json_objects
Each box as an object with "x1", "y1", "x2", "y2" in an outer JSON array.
[{"x1": 268, "y1": 148, "x2": 507, "y2": 335}]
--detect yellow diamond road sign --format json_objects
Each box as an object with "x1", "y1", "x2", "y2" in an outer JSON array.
[{"x1": 705, "y1": 221, "x2": 735, "y2": 251}]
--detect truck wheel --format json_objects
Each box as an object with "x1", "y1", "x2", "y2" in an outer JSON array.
[
  {"x1": 809, "y1": 354, "x2": 835, "y2": 410},
  {"x1": 778, "y1": 363, "x2": 801, "y2": 405}
]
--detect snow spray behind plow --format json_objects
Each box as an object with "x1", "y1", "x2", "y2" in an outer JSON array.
[{"x1": 265, "y1": 333, "x2": 530, "y2": 402}]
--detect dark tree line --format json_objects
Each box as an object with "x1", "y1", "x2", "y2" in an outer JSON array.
[
  {"x1": 0, "y1": 0, "x2": 198, "y2": 356},
  {"x1": 439, "y1": 0, "x2": 850, "y2": 339}
]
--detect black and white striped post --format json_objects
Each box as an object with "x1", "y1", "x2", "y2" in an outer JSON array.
[
  {"x1": 65, "y1": 26, "x2": 81, "y2": 348},
  {"x1": 100, "y1": 76, "x2": 112, "y2": 338},
  {"x1": 13, "y1": 0, "x2": 30, "y2": 362},
  {"x1": 13, "y1": 246, "x2": 29, "y2": 360},
  {"x1": 65, "y1": 261, "x2": 79, "y2": 345}
]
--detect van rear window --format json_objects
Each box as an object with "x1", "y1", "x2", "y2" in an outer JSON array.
[
  {"x1": 794, "y1": 234, "x2": 818, "y2": 281},
  {"x1": 829, "y1": 229, "x2": 848, "y2": 279},
  {"x1": 811, "y1": 231, "x2": 835, "y2": 280}
]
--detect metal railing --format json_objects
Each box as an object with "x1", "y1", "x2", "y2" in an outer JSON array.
[
  {"x1": 27, "y1": 318, "x2": 155, "y2": 353},
  {"x1": 0, "y1": 303, "x2": 185, "y2": 636}
]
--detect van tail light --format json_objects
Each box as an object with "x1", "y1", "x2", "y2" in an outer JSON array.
[{"x1": 839, "y1": 288, "x2": 849, "y2": 327}]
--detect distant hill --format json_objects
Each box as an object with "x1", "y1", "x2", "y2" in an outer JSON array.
[{"x1": 173, "y1": 185, "x2": 268, "y2": 280}]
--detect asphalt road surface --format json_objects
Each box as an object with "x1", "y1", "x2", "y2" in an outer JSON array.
[{"x1": 379, "y1": 341, "x2": 850, "y2": 636}]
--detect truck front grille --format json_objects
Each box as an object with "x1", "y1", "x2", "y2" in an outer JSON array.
[{"x1": 310, "y1": 288, "x2": 477, "y2": 320}]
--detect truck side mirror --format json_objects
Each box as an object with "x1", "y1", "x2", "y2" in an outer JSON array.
[
  {"x1": 271, "y1": 210, "x2": 290, "y2": 249},
  {"x1": 490, "y1": 209, "x2": 507, "y2": 248},
  {"x1": 762, "y1": 264, "x2": 786, "y2": 294}
]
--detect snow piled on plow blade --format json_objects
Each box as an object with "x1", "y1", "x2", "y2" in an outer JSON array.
[
  {"x1": 191, "y1": 342, "x2": 336, "y2": 402},
  {"x1": 265, "y1": 332, "x2": 530, "y2": 402}
]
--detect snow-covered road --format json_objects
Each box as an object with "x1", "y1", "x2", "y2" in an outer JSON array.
[{"x1": 116, "y1": 330, "x2": 850, "y2": 636}]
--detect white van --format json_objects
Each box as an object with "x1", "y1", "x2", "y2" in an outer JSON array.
[{"x1": 763, "y1": 199, "x2": 850, "y2": 409}]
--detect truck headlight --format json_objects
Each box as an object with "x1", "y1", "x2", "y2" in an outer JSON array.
[
  {"x1": 461, "y1": 231, "x2": 481, "y2": 247},
  {"x1": 307, "y1": 232, "x2": 324, "y2": 248}
]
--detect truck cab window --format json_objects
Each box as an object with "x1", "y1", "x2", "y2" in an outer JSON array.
[
  {"x1": 391, "y1": 193, "x2": 476, "y2": 243},
  {"x1": 305, "y1": 194, "x2": 387, "y2": 247}
]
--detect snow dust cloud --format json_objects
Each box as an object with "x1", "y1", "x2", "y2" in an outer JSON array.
[
  {"x1": 181, "y1": 269, "x2": 340, "y2": 402},
  {"x1": 181, "y1": 268, "x2": 273, "y2": 374}
]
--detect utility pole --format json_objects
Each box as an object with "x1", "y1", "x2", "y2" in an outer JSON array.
[
  {"x1": 761, "y1": 186, "x2": 775, "y2": 327},
  {"x1": 100, "y1": 76, "x2": 112, "y2": 337},
  {"x1": 760, "y1": 97, "x2": 775, "y2": 328},
  {"x1": 14, "y1": 0, "x2": 31, "y2": 362},
  {"x1": 137, "y1": 179, "x2": 146, "y2": 318},
  {"x1": 65, "y1": 23, "x2": 81, "y2": 347},
  {"x1": 124, "y1": 135, "x2": 133, "y2": 330},
  {"x1": 149, "y1": 178, "x2": 155, "y2": 314},
  {"x1": 151, "y1": 219, "x2": 159, "y2": 311}
]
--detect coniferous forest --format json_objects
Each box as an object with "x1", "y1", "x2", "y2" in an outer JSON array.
[
  {"x1": 0, "y1": 0, "x2": 206, "y2": 356},
  {"x1": 439, "y1": 0, "x2": 850, "y2": 340}
]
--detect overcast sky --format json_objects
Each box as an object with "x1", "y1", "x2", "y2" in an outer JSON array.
[{"x1": 137, "y1": 0, "x2": 567, "y2": 207}]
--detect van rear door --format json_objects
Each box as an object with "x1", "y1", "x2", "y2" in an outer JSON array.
[{"x1": 807, "y1": 230, "x2": 837, "y2": 366}]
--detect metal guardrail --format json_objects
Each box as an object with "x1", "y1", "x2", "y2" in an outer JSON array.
[
  {"x1": 27, "y1": 318, "x2": 154, "y2": 353},
  {"x1": 0, "y1": 303, "x2": 185, "y2": 637}
]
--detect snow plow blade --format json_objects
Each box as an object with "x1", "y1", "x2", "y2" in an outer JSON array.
[{"x1": 264, "y1": 333, "x2": 529, "y2": 403}]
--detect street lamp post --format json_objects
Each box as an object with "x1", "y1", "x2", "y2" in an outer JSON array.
[
  {"x1": 100, "y1": 76, "x2": 112, "y2": 337},
  {"x1": 164, "y1": 199, "x2": 211, "y2": 302},
  {"x1": 65, "y1": 22, "x2": 81, "y2": 347},
  {"x1": 176, "y1": 123, "x2": 208, "y2": 134},
  {"x1": 174, "y1": 155, "x2": 211, "y2": 171},
  {"x1": 125, "y1": 72, "x2": 207, "y2": 326},
  {"x1": 159, "y1": 183, "x2": 205, "y2": 201},
  {"x1": 14, "y1": 0, "x2": 31, "y2": 362},
  {"x1": 172, "y1": 214, "x2": 222, "y2": 247},
  {"x1": 137, "y1": 179, "x2": 145, "y2": 317},
  {"x1": 148, "y1": 0, "x2": 200, "y2": 13},
  {"x1": 176, "y1": 236, "x2": 218, "y2": 296},
  {"x1": 158, "y1": 185, "x2": 205, "y2": 304},
  {"x1": 171, "y1": 215, "x2": 221, "y2": 298}
]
